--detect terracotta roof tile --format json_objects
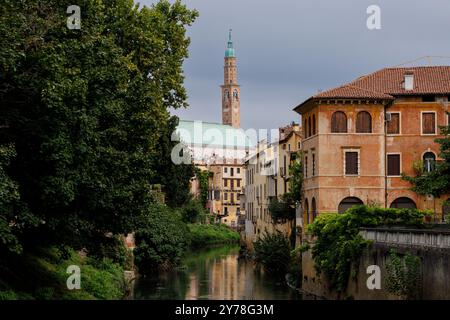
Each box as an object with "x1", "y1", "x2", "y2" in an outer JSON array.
[{"x1": 295, "y1": 66, "x2": 450, "y2": 111}]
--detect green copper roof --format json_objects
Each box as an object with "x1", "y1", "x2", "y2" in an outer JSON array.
[
  {"x1": 225, "y1": 29, "x2": 235, "y2": 57},
  {"x1": 176, "y1": 120, "x2": 255, "y2": 148}
]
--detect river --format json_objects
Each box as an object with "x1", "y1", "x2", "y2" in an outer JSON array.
[{"x1": 133, "y1": 245, "x2": 302, "y2": 300}]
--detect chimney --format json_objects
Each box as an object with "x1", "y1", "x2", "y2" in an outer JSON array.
[{"x1": 404, "y1": 70, "x2": 414, "y2": 91}]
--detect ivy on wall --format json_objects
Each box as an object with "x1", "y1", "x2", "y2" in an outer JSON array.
[
  {"x1": 385, "y1": 250, "x2": 422, "y2": 300},
  {"x1": 306, "y1": 206, "x2": 429, "y2": 292}
]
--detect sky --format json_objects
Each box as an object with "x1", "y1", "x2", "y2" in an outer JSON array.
[{"x1": 140, "y1": 0, "x2": 450, "y2": 131}]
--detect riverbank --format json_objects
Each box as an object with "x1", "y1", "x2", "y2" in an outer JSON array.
[
  {"x1": 0, "y1": 247, "x2": 129, "y2": 300},
  {"x1": 187, "y1": 224, "x2": 240, "y2": 248}
]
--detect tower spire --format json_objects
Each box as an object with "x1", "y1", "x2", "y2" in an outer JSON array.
[
  {"x1": 225, "y1": 28, "x2": 235, "y2": 57},
  {"x1": 222, "y1": 29, "x2": 240, "y2": 128}
]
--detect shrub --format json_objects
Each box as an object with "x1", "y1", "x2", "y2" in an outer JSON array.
[
  {"x1": 307, "y1": 205, "x2": 429, "y2": 292},
  {"x1": 254, "y1": 231, "x2": 291, "y2": 276},
  {"x1": 181, "y1": 199, "x2": 207, "y2": 223},
  {"x1": 134, "y1": 204, "x2": 190, "y2": 274},
  {"x1": 188, "y1": 224, "x2": 240, "y2": 247}
]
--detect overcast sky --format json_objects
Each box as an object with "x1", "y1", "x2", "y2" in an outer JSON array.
[{"x1": 141, "y1": 0, "x2": 450, "y2": 130}]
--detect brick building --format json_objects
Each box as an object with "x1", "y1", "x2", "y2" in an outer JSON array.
[{"x1": 294, "y1": 66, "x2": 450, "y2": 226}]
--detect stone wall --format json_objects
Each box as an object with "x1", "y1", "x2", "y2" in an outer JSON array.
[{"x1": 301, "y1": 227, "x2": 450, "y2": 299}]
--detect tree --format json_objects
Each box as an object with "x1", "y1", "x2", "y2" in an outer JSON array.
[
  {"x1": 289, "y1": 152, "x2": 303, "y2": 203},
  {"x1": 150, "y1": 116, "x2": 195, "y2": 208},
  {"x1": 134, "y1": 203, "x2": 190, "y2": 273},
  {"x1": 402, "y1": 114, "x2": 450, "y2": 198},
  {"x1": 0, "y1": 0, "x2": 198, "y2": 252}
]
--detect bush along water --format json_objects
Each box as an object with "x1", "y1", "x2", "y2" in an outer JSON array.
[
  {"x1": 254, "y1": 231, "x2": 292, "y2": 277},
  {"x1": 306, "y1": 205, "x2": 430, "y2": 292}
]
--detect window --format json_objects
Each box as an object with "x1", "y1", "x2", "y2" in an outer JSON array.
[
  {"x1": 345, "y1": 152, "x2": 358, "y2": 175},
  {"x1": 331, "y1": 111, "x2": 347, "y2": 133},
  {"x1": 298, "y1": 142, "x2": 301, "y2": 149},
  {"x1": 237, "y1": 179, "x2": 241, "y2": 187},
  {"x1": 305, "y1": 156, "x2": 308, "y2": 177},
  {"x1": 387, "y1": 112, "x2": 400, "y2": 134},
  {"x1": 356, "y1": 111, "x2": 372, "y2": 133},
  {"x1": 312, "y1": 153, "x2": 316, "y2": 176},
  {"x1": 422, "y1": 112, "x2": 436, "y2": 134},
  {"x1": 387, "y1": 154, "x2": 401, "y2": 176},
  {"x1": 312, "y1": 114, "x2": 316, "y2": 135},
  {"x1": 231, "y1": 179, "x2": 234, "y2": 189},
  {"x1": 224, "y1": 167, "x2": 228, "y2": 173},
  {"x1": 224, "y1": 179, "x2": 228, "y2": 187},
  {"x1": 308, "y1": 117, "x2": 312, "y2": 137},
  {"x1": 230, "y1": 193, "x2": 234, "y2": 203},
  {"x1": 224, "y1": 193, "x2": 228, "y2": 201},
  {"x1": 288, "y1": 144, "x2": 291, "y2": 151},
  {"x1": 233, "y1": 90, "x2": 239, "y2": 100},
  {"x1": 304, "y1": 118, "x2": 308, "y2": 138},
  {"x1": 230, "y1": 167, "x2": 234, "y2": 176},
  {"x1": 237, "y1": 168, "x2": 240, "y2": 174},
  {"x1": 423, "y1": 152, "x2": 436, "y2": 173}
]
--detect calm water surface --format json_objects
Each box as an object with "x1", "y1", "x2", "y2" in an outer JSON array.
[{"x1": 133, "y1": 245, "x2": 302, "y2": 300}]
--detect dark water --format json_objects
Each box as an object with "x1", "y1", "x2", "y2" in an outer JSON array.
[{"x1": 133, "y1": 245, "x2": 302, "y2": 300}]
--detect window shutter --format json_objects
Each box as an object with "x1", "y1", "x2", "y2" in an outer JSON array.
[
  {"x1": 356, "y1": 111, "x2": 372, "y2": 133},
  {"x1": 422, "y1": 113, "x2": 435, "y2": 134},
  {"x1": 387, "y1": 154, "x2": 400, "y2": 176},
  {"x1": 345, "y1": 152, "x2": 358, "y2": 175},
  {"x1": 332, "y1": 112, "x2": 347, "y2": 133},
  {"x1": 387, "y1": 113, "x2": 400, "y2": 134}
]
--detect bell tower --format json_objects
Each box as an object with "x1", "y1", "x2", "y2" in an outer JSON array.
[{"x1": 221, "y1": 29, "x2": 240, "y2": 128}]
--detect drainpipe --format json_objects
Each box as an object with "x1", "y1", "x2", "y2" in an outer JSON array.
[{"x1": 384, "y1": 100, "x2": 394, "y2": 208}]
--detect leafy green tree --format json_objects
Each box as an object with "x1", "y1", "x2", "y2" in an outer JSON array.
[
  {"x1": 134, "y1": 203, "x2": 190, "y2": 273},
  {"x1": 0, "y1": 0, "x2": 197, "y2": 252},
  {"x1": 151, "y1": 116, "x2": 195, "y2": 208},
  {"x1": 289, "y1": 152, "x2": 304, "y2": 202},
  {"x1": 402, "y1": 115, "x2": 450, "y2": 197},
  {"x1": 181, "y1": 199, "x2": 207, "y2": 223},
  {"x1": 0, "y1": 144, "x2": 39, "y2": 254},
  {"x1": 254, "y1": 231, "x2": 291, "y2": 276}
]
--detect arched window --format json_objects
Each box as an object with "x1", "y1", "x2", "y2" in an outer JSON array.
[
  {"x1": 331, "y1": 111, "x2": 347, "y2": 133},
  {"x1": 233, "y1": 90, "x2": 239, "y2": 100},
  {"x1": 305, "y1": 199, "x2": 310, "y2": 224},
  {"x1": 308, "y1": 117, "x2": 312, "y2": 137},
  {"x1": 338, "y1": 197, "x2": 363, "y2": 214},
  {"x1": 304, "y1": 118, "x2": 308, "y2": 138},
  {"x1": 390, "y1": 197, "x2": 417, "y2": 209},
  {"x1": 312, "y1": 114, "x2": 316, "y2": 135},
  {"x1": 311, "y1": 198, "x2": 317, "y2": 222},
  {"x1": 356, "y1": 111, "x2": 372, "y2": 133},
  {"x1": 423, "y1": 152, "x2": 436, "y2": 173}
]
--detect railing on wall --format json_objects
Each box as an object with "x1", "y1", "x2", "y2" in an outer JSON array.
[{"x1": 360, "y1": 227, "x2": 450, "y2": 249}]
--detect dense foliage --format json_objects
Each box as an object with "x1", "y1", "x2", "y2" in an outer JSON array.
[
  {"x1": 288, "y1": 153, "x2": 303, "y2": 202},
  {"x1": 181, "y1": 199, "x2": 208, "y2": 223},
  {"x1": 133, "y1": 204, "x2": 191, "y2": 274},
  {"x1": 151, "y1": 116, "x2": 195, "y2": 208},
  {"x1": 268, "y1": 193, "x2": 296, "y2": 222},
  {"x1": 195, "y1": 168, "x2": 211, "y2": 207},
  {"x1": 385, "y1": 250, "x2": 422, "y2": 300},
  {"x1": 0, "y1": 0, "x2": 197, "y2": 254},
  {"x1": 307, "y1": 206, "x2": 428, "y2": 292},
  {"x1": 0, "y1": 247, "x2": 126, "y2": 300},
  {"x1": 188, "y1": 223, "x2": 240, "y2": 247},
  {"x1": 254, "y1": 231, "x2": 291, "y2": 276},
  {"x1": 402, "y1": 115, "x2": 450, "y2": 197}
]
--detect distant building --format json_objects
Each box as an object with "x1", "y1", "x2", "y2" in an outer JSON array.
[
  {"x1": 175, "y1": 30, "x2": 255, "y2": 227},
  {"x1": 243, "y1": 123, "x2": 302, "y2": 250},
  {"x1": 294, "y1": 66, "x2": 450, "y2": 227}
]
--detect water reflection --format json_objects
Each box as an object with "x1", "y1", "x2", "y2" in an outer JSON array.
[{"x1": 133, "y1": 245, "x2": 301, "y2": 300}]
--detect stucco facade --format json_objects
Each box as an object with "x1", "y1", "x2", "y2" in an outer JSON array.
[{"x1": 294, "y1": 66, "x2": 450, "y2": 228}]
